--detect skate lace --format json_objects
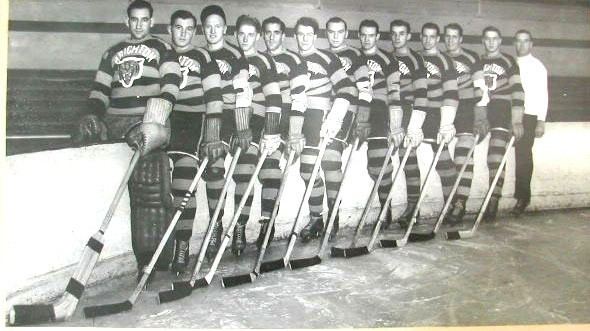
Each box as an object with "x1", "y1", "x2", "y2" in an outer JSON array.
[
  {"x1": 235, "y1": 225, "x2": 245, "y2": 242},
  {"x1": 177, "y1": 242, "x2": 188, "y2": 261}
]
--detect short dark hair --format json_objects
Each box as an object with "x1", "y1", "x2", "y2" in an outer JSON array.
[
  {"x1": 515, "y1": 29, "x2": 533, "y2": 40},
  {"x1": 444, "y1": 23, "x2": 463, "y2": 37},
  {"x1": 236, "y1": 15, "x2": 261, "y2": 34},
  {"x1": 359, "y1": 19, "x2": 379, "y2": 35},
  {"x1": 482, "y1": 26, "x2": 502, "y2": 38},
  {"x1": 262, "y1": 16, "x2": 286, "y2": 33},
  {"x1": 326, "y1": 17, "x2": 347, "y2": 31},
  {"x1": 127, "y1": 0, "x2": 153, "y2": 18},
  {"x1": 200, "y1": 5, "x2": 226, "y2": 25},
  {"x1": 170, "y1": 10, "x2": 196, "y2": 28},
  {"x1": 390, "y1": 19, "x2": 410, "y2": 33},
  {"x1": 295, "y1": 17, "x2": 319, "y2": 34},
  {"x1": 421, "y1": 22, "x2": 440, "y2": 35}
]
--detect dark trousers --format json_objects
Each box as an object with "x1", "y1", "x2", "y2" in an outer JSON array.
[{"x1": 514, "y1": 114, "x2": 538, "y2": 202}]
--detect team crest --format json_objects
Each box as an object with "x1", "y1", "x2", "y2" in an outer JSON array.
[
  {"x1": 484, "y1": 73, "x2": 498, "y2": 90},
  {"x1": 178, "y1": 56, "x2": 201, "y2": 90},
  {"x1": 115, "y1": 56, "x2": 144, "y2": 88},
  {"x1": 339, "y1": 56, "x2": 352, "y2": 72},
  {"x1": 275, "y1": 62, "x2": 290, "y2": 75},
  {"x1": 424, "y1": 61, "x2": 441, "y2": 79},
  {"x1": 483, "y1": 63, "x2": 505, "y2": 91},
  {"x1": 216, "y1": 59, "x2": 232, "y2": 77},
  {"x1": 248, "y1": 64, "x2": 260, "y2": 79},
  {"x1": 307, "y1": 61, "x2": 327, "y2": 77},
  {"x1": 366, "y1": 59, "x2": 382, "y2": 88}
]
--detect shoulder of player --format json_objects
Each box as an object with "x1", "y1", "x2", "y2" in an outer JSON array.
[
  {"x1": 316, "y1": 48, "x2": 339, "y2": 65},
  {"x1": 500, "y1": 52, "x2": 518, "y2": 67},
  {"x1": 439, "y1": 52, "x2": 455, "y2": 71},
  {"x1": 407, "y1": 48, "x2": 423, "y2": 68},
  {"x1": 223, "y1": 41, "x2": 245, "y2": 59},
  {"x1": 146, "y1": 36, "x2": 174, "y2": 52},
  {"x1": 250, "y1": 52, "x2": 274, "y2": 70},
  {"x1": 282, "y1": 49, "x2": 304, "y2": 65},
  {"x1": 460, "y1": 47, "x2": 479, "y2": 61}
]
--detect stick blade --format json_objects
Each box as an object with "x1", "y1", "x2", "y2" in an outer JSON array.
[
  {"x1": 260, "y1": 259, "x2": 285, "y2": 273},
  {"x1": 289, "y1": 256, "x2": 321, "y2": 269},
  {"x1": 343, "y1": 246, "x2": 370, "y2": 258},
  {"x1": 445, "y1": 231, "x2": 462, "y2": 240},
  {"x1": 330, "y1": 247, "x2": 346, "y2": 258},
  {"x1": 83, "y1": 300, "x2": 132, "y2": 318},
  {"x1": 158, "y1": 282, "x2": 192, "y2": 304},
  {"x1": 10, "y1": 305, "x2": 56, "y2": 326},
  {"x1": 408, "y1": 232, "x2": 436, "y2": 242},
  {"x1": 193, "y1": 278, "x2": 210, "y2": 289},
  {"x1": 379, "y1": 239, "x2": 398, "y2": 248},
  {"x1": 221, "y1": 273, "x2": 255, "y2": 288}
]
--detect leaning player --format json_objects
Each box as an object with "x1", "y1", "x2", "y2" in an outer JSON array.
[
  {"x1": 74, "y1": 0, "x2": 181, "y2": 283},
  {"x1": 200, "y1": 5, "x2": 252, "y2": 259},
  {"x1": 260, "y1": 16, "x2": 309, "y2": 247},
  {"x1": 357, "y1": 19, "x2": 405, "y2": 228},
  {"x1": 418, "y1": 22, "x2": 459, "y2": 213},
  {"x1": 324, "y1": 17, "x2": 371, "y2": 240},
  {"x1": 383, "y1": 19, "x2": 429, "y2": 229},
  {"x1": 293, "y1": 17, "x2": 356, "y2": 242},
  {"x1": 442, "y1": 23, "x2": 488, "y2": 226},
  {"x1": 232, "y1": 15, "x2": 283, "y2": 256},
  {"x1": 166, "y1": 10, "x2": 223, "y2": 273},
  {"x1": 479, "y1": 26, "x2": 525, "y2": 222}
]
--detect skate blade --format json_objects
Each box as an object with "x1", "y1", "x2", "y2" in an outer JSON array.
[
  {"x1": 343, "y1": 246, "x2": 370, "y2": 258},
  {"x1": 289, "y1": 256, "x2": 321, "y2": 269},
  {"x1": 83, "y1": 300, "x2": 132, "y2": 318}
]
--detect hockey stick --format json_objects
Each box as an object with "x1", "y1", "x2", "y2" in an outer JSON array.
[
  {"x1": 330, "y1": 141, "x2": 397, "y2": 258},
  {"x1": 289, "y1": 138, "x2": 359, "y2": 269},
  {"x1": 380, "y1": 142, "x2": 445, "y2": 248},
  {"x1": 443, "y1": 135, "x2": 515, "y2": 240},
  {"x1": 339, "y1": 146, "x2": 413, "y2": 258},
  {"x1": 221, "y1": 151, "x2": 295, "y2": 287},
  {"x1": 83, "y1": 156, "x2": 209, "y2": 318},
  {"x1": 7, "y1": 150, "x2": 141, "y2": 326},
  {"x1": 158, "y1": 147, "x2": 242, "y2": 304},
  {"x1": 259, "y1": 138, "x2": 329, "y2": 273},
  {"x1": 409, "y1": 133, "x2": 480, "y2": 242}
]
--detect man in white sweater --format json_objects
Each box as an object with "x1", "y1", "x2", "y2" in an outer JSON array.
[{"x1": 513, "y1": 29, "x2": 548, "y2": 216}]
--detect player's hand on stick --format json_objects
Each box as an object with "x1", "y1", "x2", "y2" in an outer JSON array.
[{"x1": 260, "y1": 134, "x2": 281, "y2": 154}]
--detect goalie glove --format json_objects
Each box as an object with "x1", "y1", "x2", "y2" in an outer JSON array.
[
  {"x1": 320, "y1": 98, "x2": 350, "y2": 140},
  {"x1": 388, "y1": 106, "x2": 404, "y2": 148},
  {"x1": 354, "y1": 104, "x2": 371, "y2": 146},
  {"x1": 73, "y1": 114, "x2": 108, "y2": 145},
  {"x1": 231, "y1": 106, "x2": 252, "y2": 152},
  {"x1": 201, "y1": 116, "x2": 226, "y2": 160},
  {"x1": 404, "y1": 109, "x2": 426, "y2": 148},
  {"x1": 139, "y1": 98, "x2": 172, "y2": 155},
  {"x1": 473, "y1": 105, "x2": 489, "y2": 140},
  {"x1": 437, "y1": 105, "x2": 456, "y2": 145},
  {"x1": 287, "y1": 115, "x2": 305, "y2": 157}
]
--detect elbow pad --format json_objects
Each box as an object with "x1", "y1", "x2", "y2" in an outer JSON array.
[
  {"x1": 440, "y1": 105, "x2": 456, "y2": 128},
  {"x1": 356, "y1": 80, "x2": 373, "y2": 103},
  {"x1": 407, "y1": 109, "x2": 426, "y2": 131},
  {"x1": 291, "y1": 92, "x2": 307, "y2": 114},
  {"x1": 233, "y1": 76, "x2": 252, "y2": 108}
]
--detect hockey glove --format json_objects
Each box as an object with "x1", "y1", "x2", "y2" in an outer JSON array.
[
  {"x1": 354, "y1": 104, "x2": 371, "y2": 146},
  {"x1": 140, "y1": 98, "x2": 172, "y2": 155},
  {"x1": 287, "y1": 115, "x2": 305, "y2": 157},
  {"x1": 73, "y1": 114, "x2": 108, "y2": 144},
  {"x1": 320, "y1": 98, "x2": 350, "y2": 140},
  {"x1": 260, "y1": 134, "x2": 282, "y2": 154},
  {"x1": 388, "y1": 106, "x2": 404, "y2": 148},
  {"x1": 473, "y1": 105, "x2": 489, "y2": 140},
  {"x1": 404, "y1": 109, "x2": 426, "y2": 148},
  {"x1": 437, "y1": 105, "x2": 456, "y2": 145},
  {"x1": 201, "y1": 116, "x2": 226, "y2": 160},
  {"x1": 231, "y1": 106, "x2": 252, "y2": 152}
]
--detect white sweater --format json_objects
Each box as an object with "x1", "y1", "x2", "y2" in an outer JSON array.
[{"x1": 517, "y1": 53, "x2": 548, "y2": 121}]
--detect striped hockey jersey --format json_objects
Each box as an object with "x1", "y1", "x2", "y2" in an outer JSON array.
[
  {"x1": 392, "y1": 48, "x2": 428, "y2": 112},
  {"x1": 362, "y1": 48, "x2": 402, "y2": 109},
  {"x1": 173, "y1": 46, "x2": 223, "y2": 115},
  {"x1": 332, "y1": 45, "x2": 370, "y2": 109},
  {"x1": 245, "y1": 51, "x2": 282, "y2": 119},
  {"x1": 480, "y1": 52, "x2": 525, "y2": 112},
  {"x1": 446, "y1": 47, "x2": 484, "y2": 102},
  {"x1": 299, "y1": 48, "x2": 356, "y2": 113},
  {"x1": 268, "y1": 48, "x2": 308, "y2": 117},
  {"x1": 206, "y1": 41, "x2": 250, "y2": 112},
  {"x1": 88, "y1": 36, "x2": 181, "y2": 116},
  {"x1": 421, "y1": 50, "x2": 459, "y2": 111}
]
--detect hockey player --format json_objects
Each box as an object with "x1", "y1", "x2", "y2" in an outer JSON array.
[
  {"x1": 260, "y1": 16, "x2": 309, "y2": 247},
  {"x1": 324, "y1": 17, "x2": 371, "y2": 240},
  {"x1": 293, "y1": 17, "x2": 356, "y2": 242},
  {"x1": 74, "y1": 0, "x2": 181, "y2": 282},
  {"x1": 167, "y1": 10, "x2": 223, "y2": 273},
  {"x1": 479, "y1": 26, "x2": 525, "y2": 221},
  {"x1": 232, "y1": 15, "x2": 283, "y2": 256},
  {"x1": 443, "y1": 23, "x2": 488, "y2": 226},
  {"x1": 418, "y1": 22, "x2": 459, "y2": 213},
  {"x1": 357, "y1": 19, "x2": 404, "y2": 227},
  {"x1": 199, "y1": 5, "x2": 252, "y2": 258},
  {"x1": 383, "y1": 19, "x2": 429, "y2": 229}
]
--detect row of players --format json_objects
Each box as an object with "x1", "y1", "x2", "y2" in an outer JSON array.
[{"x1": 75, "y1": 0, "x2": 524, "y2": 283}]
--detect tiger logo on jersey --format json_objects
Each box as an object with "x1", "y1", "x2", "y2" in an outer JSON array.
[
  {"x1": 483, "y1": 63, "x2": 506, "y2": 91},
  {"x1": 248, "y1": 64, "x2": 260, "y2": 79},
  {"x1": 307, "y1": 61, "x2": 327, "y2": 77},
  {"x1": 339, "y1": 56, "x2": 352, "y2": 73},
  {"x1": 178, "y1": 56, "x2": 201, "y2": 90},
  {"x1": 275, "y1": 62, "x2": 290, "y2": 76},
  {"x1": 424, "y1": 61, "x2": 441, "y2": 79},
  {"x1": 115, "y1": 57, "x2": 144, "y2": 88},
  {"x1": 216, "y1": 59, "x2": 232, "y2": 78}
]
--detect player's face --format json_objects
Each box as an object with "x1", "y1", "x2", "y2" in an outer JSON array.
[
  {"x1": 170, "y1": 18, "x2": 196, "y2": 49},
  {"x1": 203, "y1": 14, "x2": 226, "y2": 46},
  {"x1": 421, "y1": 28, "x2": 440, "y2": 51},
  {"x1": 391, "y1": 26, "x2": 410, "y2": 49},
  {"x1": 444, "y1": 28, "x2": 462, "y2": 52},
  {"x1": 237, "y1": 24, "x2": 259, "y2": 54},
  {"x1": 127, "y1": 8, "x2": 153, "y2": 40},
  {"x1": 359, "y1": 26, "x2": 379, "y2": 51},
  {"x1": 263, "y1": 23, "x2": 284, "y2": 52},
  {"x1": 514, "y1": 32, "x2": 532, "y2": 57},
  {"x1": 296, "y1": 25, "x2": 317, "y2": 53},
  {"x1": 326, "y1": 21, "x2": 347, "y2": 49},
  {"x1": 483, "y1": 31, "x2": 502, "y2": 54}
]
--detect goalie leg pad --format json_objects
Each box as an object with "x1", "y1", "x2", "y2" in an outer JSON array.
[{"x1": 129, "y1": 150, "x2": 174, "y2": 270}]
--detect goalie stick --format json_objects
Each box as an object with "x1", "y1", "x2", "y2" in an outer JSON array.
[
  {"x1": 221, "y1": 151, "x2": 295, "y2": 287},
  {"x1": 7, "y1": 150, "x2": 141, "y2": 326},
  {"x1": 443, "y1": 135, "x2": 515, "y2": 240},
  {"x1": 83, "y1": 156, "x2": 209, "y2": 318}
]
